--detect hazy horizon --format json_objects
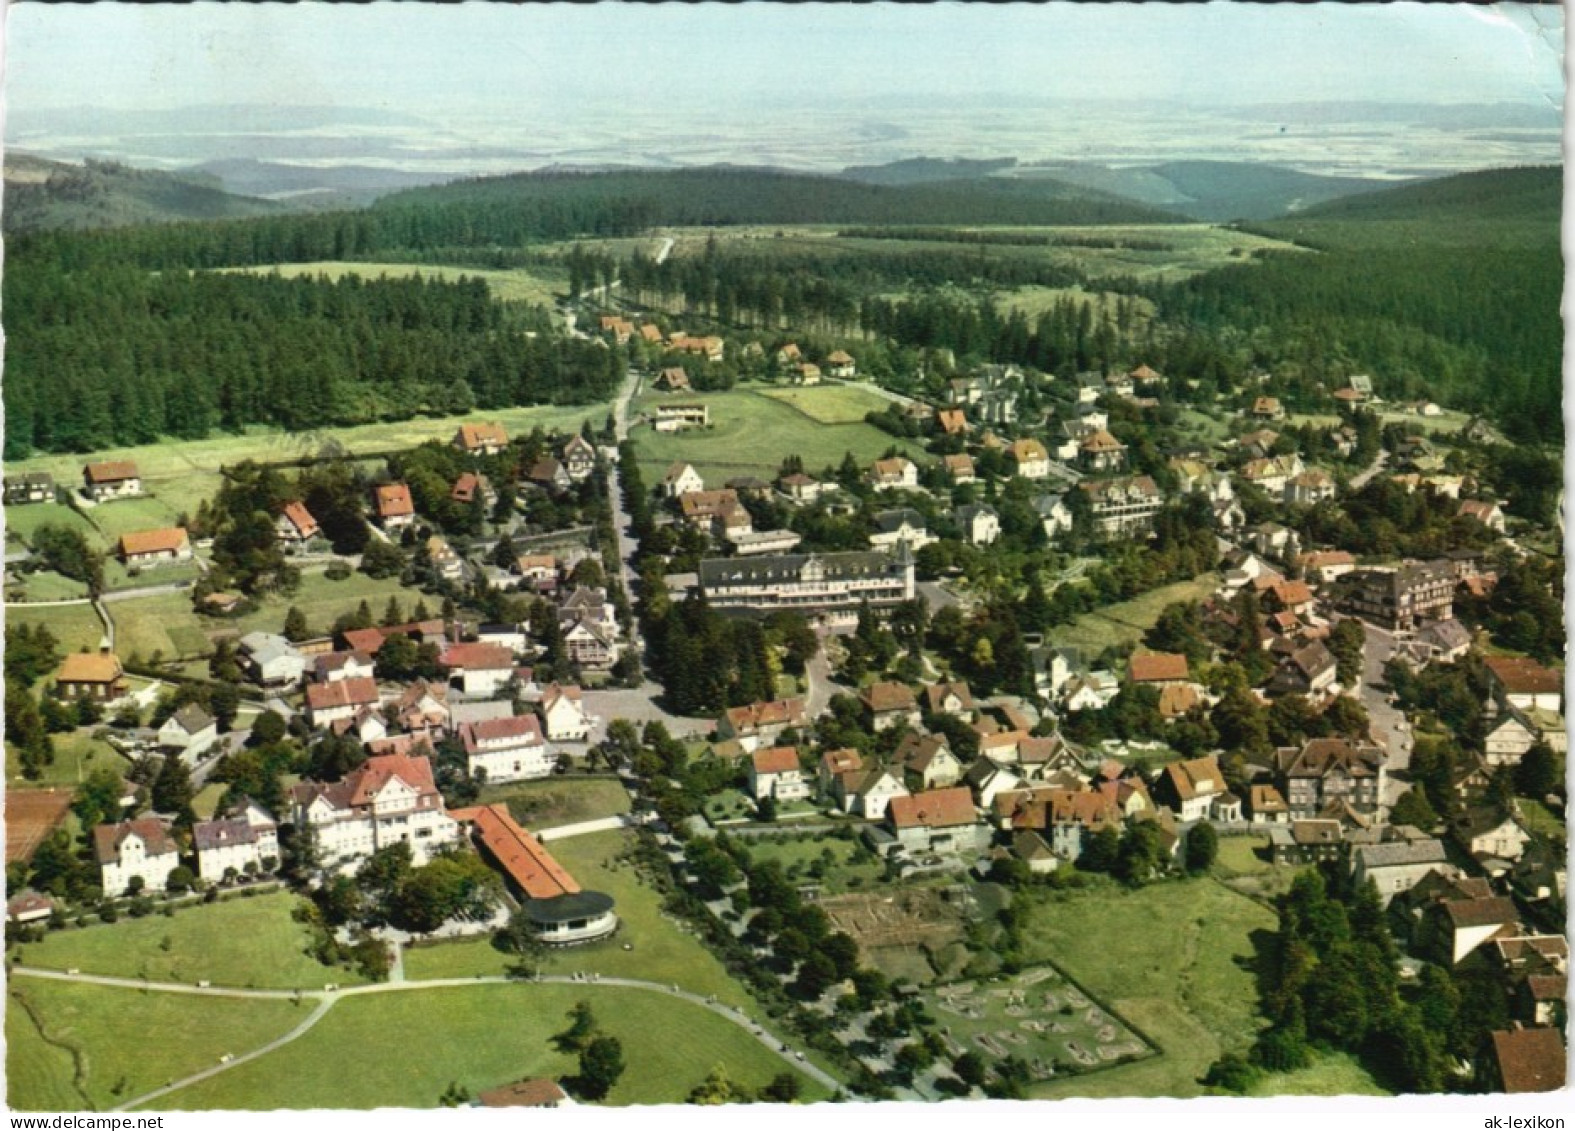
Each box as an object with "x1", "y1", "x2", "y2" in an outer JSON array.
[{"x1": 4, "y1": 3, "x2": 1564, "y2": 180}]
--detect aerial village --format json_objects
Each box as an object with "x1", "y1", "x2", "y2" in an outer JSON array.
[{"x1": 4, "y1": 316, "x2": 1566, "y2": 1104}]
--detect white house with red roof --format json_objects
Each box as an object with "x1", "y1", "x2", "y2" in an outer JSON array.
[
  {"x1": 374, "y1": 483, "x2": 416, "y2": 530},
  {"x1": 275, "y1": 501, "x2": 321, "y2": 546},
  {"x1": 305, "y1": 676, "x2": 381, "y2": 727},
  {"x1": 440, "y1": 641, "x2": 516, "y2": 697},
  {"x1": 463, "y1": 714, "x2": 553, "y2": 784},
  {"x1": 749, "y1": 746, "x2": 810, "y2": 802},
  {"x1": 538, "y1": 683, "x2": 591, "y2": 742},
  {"x1": 194, "y1": 801, "x2": 279, "y2": 883},
  {"x1": 290, "y1": 753, "x2": 459, "y2": 868}
]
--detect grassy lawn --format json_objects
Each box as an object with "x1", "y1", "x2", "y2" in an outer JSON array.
[
  {"x1": 703, "y1": 788, "x2": 755, "y2": 824},
  {"x1": 5, "y1": 404, "x2": 611, "y2": 522},
  {"x1": 1213, "y1": 834, "x2": 1272, "y2": 876},
  {"x1": 6, "y1": 602, "x2": 108, "y2": 655},
  {"x1": 84, "y1": 497, "x2": 187, "y2": 542},
  {"x1": 997, "y1": 285, "x2": 1155, "y2": 326},
  {"x1": 7, "y1": 978, "x2": 307, "y2": 1112},
  {"x1": 7, "y1": 571, "x2": 91, "y2": 603},
  {"x1": 109, "y1": 569, "x2": 440, "y2": 663},
  {"x1": 1249, "y1": 1050, "x2": 1389, "y2": 1097},
  {"x1": 222, "y1": 260, "x2": 566, "y2": 310},
  {"x1": 756, "y1": 383, "x2": 893, "y2": 424},
  {"x1": 102, "y1": 559, "x2": 206, "y2": 594},
  {"x1": 156, "y1": 982, "x2": 828, "y2": 1109},
  {"x1": 14, "y1": 892, "x2": 366, "y2": 991},
  {"x1": 479, "y1": 776, "x2": 631, "y2": 830},
  {"x1": 1055, "y1": 573, "x2": 1221, "y2": 658},
  {"x1": 5, "y1": 502, "x2": 100, "y2": 547},
  {"x1": 406, "y1": 830, "x2": 760, "y2": 1014},
  {"x1": 631, "y1": 387, "x2": 923, "y2": 485},
  {"x1": 1020, "y1": 877, "x2": 1276, "y2": 1099},
  {"x1": 6, "y1": 731, "x2": 127, "y2": 789},
  {"x1": 1518, "y1": 798, "x2": 1567, "y2": 844},
  {"x1": 742, "y1": 833, "x2": 884, "y2": 895}
]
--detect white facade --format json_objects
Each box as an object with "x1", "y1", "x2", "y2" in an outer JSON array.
[
  {"x1": 294, "y1": 762, "x2": 460, "y2": 871},
  {"x1": 465, "y1": 718, "x2": 555, "y2": 784},
  {"x1": 540, "y1": 689, "x2": 591, "y2": 741},
  {"x1": 99, "y1": 830, "x2": 179, "y2": 895}
]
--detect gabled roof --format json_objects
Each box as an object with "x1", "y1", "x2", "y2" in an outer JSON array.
[
  {"x1": 1129, "y1": 652, "x2": 1188, "y2": 684},
  {"x1": 1079, "y1": 429, "x2": 1124, "y2": 453},
  {"x1": 943, "y1": 453, "x2": 976, "y2": 477},
  {"x1": 924, "y1": 681, "x2": 974, "y2": 714},
  {"x1": 193, "y1": 817, "x2": 259, "y2": 853},
  {"x1": 119, "y1": 528, "x2": 189, "y2": 557},
  {"x1": 456, "y1": 422, "x2": 508, "y2": 450},
  {"x1": 375, "y1": 482, "x2": 414, "y2": 518},
  {"x1": 168, "y1": 703, "x2": 215, "y2": 735},
  {"x1": 721, "y1": 697, "x2": 807, "y2": 733},
  {"x1": 470, "y1": 804, "x2": 579, "y2": 900},
  {"x1": 1490, "y1": 1028, "x2": 1567, "y2": 1093},
  {"x1": 57, "y1": 651, "x2": 124, "y2": 684},
  {"x1": 462, "y1": 714, "x2": 544, "y2": 749},
  {"x1": 84, "y1": 460, "x2": 139, "y2": 483},
  {"x1": 1274, "y1": 737, "x2": 1385, "y2": 779},
  {"x1": 305, "y1": 677, "x2": 380, "y2": 712},
  {"x1": 1483, "y1": 656, "x2": 1562, "y2": 696},
  {"x1": 280, "y1": 501, "x2": 319, "y2": 536},
  {"x1": 861, "y1": 680, "x2": 917, "y2": 714},
  {"x1": 889, "y1": 786, "x2": 976, "y2": 830},
  {"x1": 1010, "y1": 438, "x2": 1049, "y2": 462},
  {"x1": 441, "y1": 641, "x2": 514, "y2": 672},
  {"x1": 93, "y1": 818, "x2": 176, "y2": 864},
  {"x1": 478, "y1": 1079, "x2": 569, "y2": 1108},
  {"x1": 871, "y1": 456, "x2": 914, "y2": 479},
  {"x1": 1440, "y1": 896, "x2": 1519, "y2": 930},
  {"x1": 751, "y1": 746, "x2": 800, "y2": 776},
  {"x1": 820, "y1": 748, "x2": 863, "y2": 776},
  {"x1": 1164, "y1": 756, "x2": 1226, "y2": 802}
]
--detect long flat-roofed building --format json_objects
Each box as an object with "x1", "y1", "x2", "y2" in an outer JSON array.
[
  {"x1": 698, "y1": 547, "x2": 914, "y2": 619},
  {"x1": 464, "y1": 804, "x2": 616, "y2": 944}
]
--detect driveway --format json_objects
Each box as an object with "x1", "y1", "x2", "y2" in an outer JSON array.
[
  {"x1": 580, "y1": 681, "x2": 713, "y2": 745},
  {"x1": 1354, "y1": 618, "x2": 1415, "y2": 807}
]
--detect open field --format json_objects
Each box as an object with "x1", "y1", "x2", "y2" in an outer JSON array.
[
  {"x1": 663, "y1": 223, "x2": 1304, "y2": 285},
  {"x1": 1055, "y1": 573, "x2": 1221, "y2": 658},
  {"x1": 1020, "y1": 877, "x2": 1275, "y2": 1099},
  {"x1": 107, "y1": 570, "x2": 438, "y2": 663},
  {"x1": 821, "y1": 885, "x2": 968, "y2": 985},
  {"x1": 156, "y1": 982, "x2": 828, "y2": 1109},
  {"x1": 631, "y1": 386, "x2": 923, "y2": 484},
  {"x1": 83, "y1": 497, "x2": 187, "y2": 541},
  {"x1": 4, "y1": 502, "x2": 99, "y2": 547},
  {"x1": 5, "y1": 788, "x2": 74, "y2": 863},
  {"x1": 997, "y1": 285, "x2": 1156, "y2": 325},
  {"x1": 756, "y1": 383, "x2": 893, "y2": 424},
  {"x1": 479, "y1": 776, "x2": 631, "y2": 830},
  {"x1": 14, "y1": 892, "x2": 366, "y2": 990},
  {"x1": 6, "y1": 602, "x2": 107, "y2": 655},
  {"x1": 7, "y1": 979, "x2": 307, "y2": 1112},
  {"x1": 406, "y1": 830, "x2": 755, "y2": 1012},
  {"x1": 926, "y1": 967, "x2": 1150, "y2": 1080},
  {"x1": 222, "y1": 259, "x2": 567, "y2": 310},
  {"x1": 7, "y1": 571, "x2": 91, "y2": 603},
  {"x1": 6, "y1": 732, "x2": 127, "y2": 792},
  {"x1": 4, "y1": 403, "x2": 612, "y2": 526}
]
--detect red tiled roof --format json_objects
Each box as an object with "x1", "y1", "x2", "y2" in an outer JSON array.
[
  {"x1": 440, "y1": 642, "x2": 514, "y2": 671},
  {"x1": 889, "y1": 786, "x2": 976, "y2": 830},
  {"x1": 471, "y1": 804, "x2": 580, "y2": 901},
  {"x1": 305, "y1": 677, "x2": 379, "y2": 712},
  {"x1": 1129, "y1": 652, "x2": 1188, "y2": 684},
  {"x1": 1484, "y1": 656, "x2": 1562, "y2": 696},
  {"x1": 376, "y1": 482, "x2": 414, "y2": 518},
  {"x1": 751, "y1": 746, "x2": 800, "y2": 775},
  {"x1": 281, "y1": 501, "x2": 319, "y2": 537},
  {"x1": 347, "y1": 753, "x2": 440, "y2": 806},
  {"x1": 341, "y1": 627, "x2": 387, "y2": 655},
  {"x1": 84, "y1": 460, "x2": 138, "y2": 483},
  {"x1": 820, "y1": 748, "x2": 863, "y2": 775},
  {"x1": 478, "y1": 1078, "x2": 568, "y2": 1108},
  {"x1": 862, "y1": 681, "x2": 917, "y2": 713},
  {"x1": 456, "y1": 422, "x2": 508, "y2": 451},
  {"x1": 462, "y1": 715, "x2": 544, "y2": 750},
  {"x1": 119, "y1": 528, "x2": 188, "y2": 557},
  {"x1": 57, "y1": 652, "x2": 124, "y2": 685}
]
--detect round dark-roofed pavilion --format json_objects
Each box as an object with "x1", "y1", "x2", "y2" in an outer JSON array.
[{"x1": 523, "y1": 890, "x2": 618, "y2": 945}]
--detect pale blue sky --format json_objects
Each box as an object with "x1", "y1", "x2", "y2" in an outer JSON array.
[{"x1": 5, "y1": 1, "x2": 1564, "y2": 116}]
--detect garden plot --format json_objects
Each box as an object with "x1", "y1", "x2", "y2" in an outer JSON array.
[{"x1": 925, "y1": 967, "x2": 1151, "y2": 1081}]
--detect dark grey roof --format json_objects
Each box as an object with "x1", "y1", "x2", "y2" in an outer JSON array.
[
  {"x1": 955, "y1": 504, "x2": 999, "y2": 524},
  {"x1": 522, "y1": 890, "x2": 615, "y2": 923},
  {"x1": 171, "y1": 703, "x2": 215, "y2": 734},
  {"x1": 873, "y1": 508, "x2": 926, "y2": 534},
  {"x1": 1354, "y1": 839, "x2": 1447, "y2": 869},
  {"x1": 193, "y1": 818, "x2": 258, "y2": 852}
]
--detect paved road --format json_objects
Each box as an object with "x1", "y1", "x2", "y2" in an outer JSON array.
[
  {"x1": 10, "y1": 965, "x2": 838, "y2": 1109},
  {"x1": 1348, "y1": 449, "x2": 1389, "y2": 492},
  {"x1": 1353, "y1": 618, "x2": 1415, "y2": 810}
]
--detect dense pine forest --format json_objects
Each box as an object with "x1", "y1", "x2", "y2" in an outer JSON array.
[{"x1": 3, "y1": 163, "x2": 1560, "y2": 456}]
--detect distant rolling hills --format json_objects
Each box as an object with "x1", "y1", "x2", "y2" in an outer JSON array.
[
  {"x1": 1282, "y1": 163, "x2": 1560, "y2": 224},
  {"x1": 3, "y1": 152, "x2": 289, "y2": 232}
]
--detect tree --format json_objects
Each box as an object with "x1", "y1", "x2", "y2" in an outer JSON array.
[
  {"x1": 952, "y1": 1050, "x2": 988, "y2": 1088},
  {"x1": 555, "y1": 1000, "x2": 600, "y2": 1054},
  {"x1": 72, "y1": 767, "x2": 125, "y2": 831},
  {"x1": 687, "y1": 1064, "x2": 739, "y2": 1105},
  {"x1": 359, "y1": 539, "x2": 406, "y2": 580},
  {"x1": 1514, "y1": 741, "x2": 1558, "y2": 798},
  {"x1": 1185, "y1": 822, "x2": 1218, "y2": 873},
  {"x1": 576, "y1": 1035, "x2": 625, "y2": 1101},
  {"x1": 283, "y1": 605, "x2": 310, "y2": 642},
  {"x1": 759, "y1": 1072, "x2": 802, "y2": 1103},
  {"x1": 1327, "y1": 618, "x2": 1366, "y2": 688},
  {"x1": 1389, "y1": 785, "x2": 1439, "y2": 830},
  {"x1": 151, "y1": 754, "x2": 195, "y2": 824},
  {"x1": 250, "y1": 710, "x2": 288, "y2": 746}
]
